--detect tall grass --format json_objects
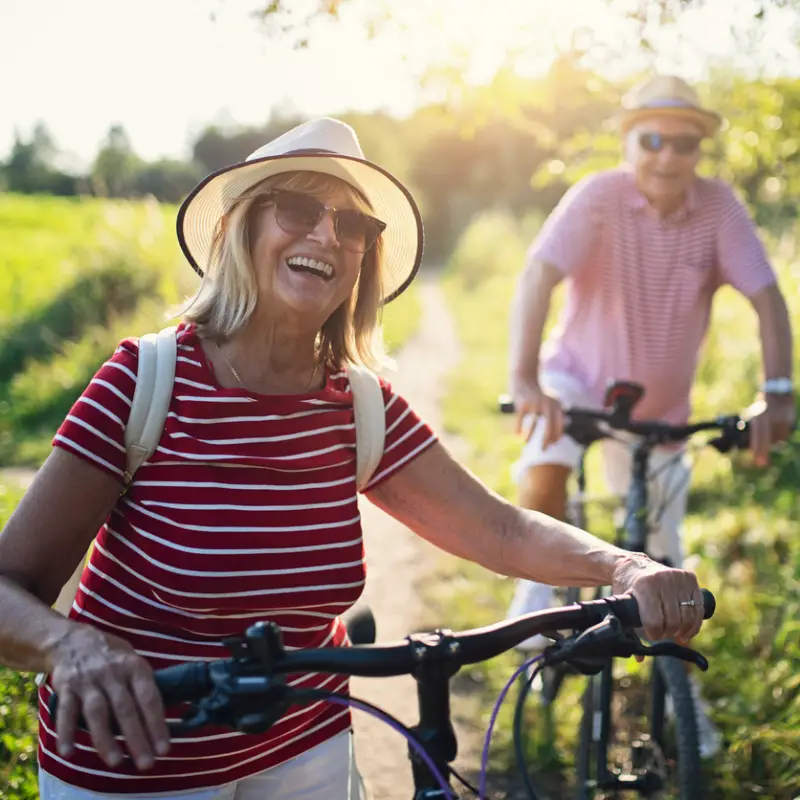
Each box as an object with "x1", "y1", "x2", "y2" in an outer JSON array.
[{"x1": 440, "y1": 211, "x2": 799, "y2": 798}]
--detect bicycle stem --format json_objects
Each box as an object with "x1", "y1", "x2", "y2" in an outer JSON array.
[{"x1": 409, "y1": 652, "x2": 460, "y2": 797}]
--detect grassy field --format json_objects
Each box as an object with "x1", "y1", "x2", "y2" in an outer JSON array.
[
  {"x1": 0, "y1": 193, "x2": 421, "y2": 798},
  {"x1": 437, "y1": 211, "x2": 799, "y2": 798}
]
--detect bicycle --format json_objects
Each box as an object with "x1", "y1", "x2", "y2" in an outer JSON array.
[
  {"x1": 47, "y1": 592, "x2": 716, "y2": 800},
  {"x1": 499, "y1": 380, "x2": 749, "y2": 799}
]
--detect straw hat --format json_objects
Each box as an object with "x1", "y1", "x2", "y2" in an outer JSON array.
[
  {"x1": 177, "y1": 117, "x2": 424, "y2": 304},
  {"x1": 618, "y1": 75, "x2": 723, "y2": 137}
]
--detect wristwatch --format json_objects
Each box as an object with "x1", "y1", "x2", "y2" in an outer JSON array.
[{"x1": 761, "y1": 377, "x2": 794, "y2": 395}]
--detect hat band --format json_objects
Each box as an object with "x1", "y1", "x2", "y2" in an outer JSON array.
[
  {"x1": 285, "y1": 147, "x2": 340, "y2": 155},
  {"x1": 640, "y1": 98, "x2": 699, "y2": 110},
  {"x1": 246, "y1": 147, "x2": 341, "y2": 163}
]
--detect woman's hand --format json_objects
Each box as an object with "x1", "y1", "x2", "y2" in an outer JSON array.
[
  {"x1": 611, "y1": 554, "x2": 705, "y2": 644},
  {"x1": 47, "y1": 624, "x2": 170, "y2": 771}
]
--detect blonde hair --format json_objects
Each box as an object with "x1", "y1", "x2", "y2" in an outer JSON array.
[{"x1": 182, "y1": 171, "x2": 388, "y2": 369}]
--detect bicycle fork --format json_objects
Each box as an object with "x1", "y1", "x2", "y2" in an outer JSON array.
[{"x1": 581, "y1": 661, "x2": 665, "y2": 797}]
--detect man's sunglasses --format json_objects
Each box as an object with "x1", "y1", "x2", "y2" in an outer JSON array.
[
  {"x1": 638, "y1": 132, "x2": 702, "y2": 156},
  {"x1": 265, "y1": 190, "x2": 386, "y2": 254}
]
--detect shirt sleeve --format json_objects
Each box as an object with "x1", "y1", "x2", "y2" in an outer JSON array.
[
  {"x1": 714, "y1": 183, "x2": 777, "y2": 297},
  {"x1": 529, "y1": 172, "x2": 607, "y2": 276},
  {"x1": 361, "y1": 379, "x2": 437, "y2": 492},
  {"x1": 52, "y1": 339, "x2": 140, "y2": 481}
]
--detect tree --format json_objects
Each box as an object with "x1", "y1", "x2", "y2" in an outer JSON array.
[
  {"x1": 192, "y1": 117, "x2": 303, "y2": 174},
  {"x1": 251, "y1": 0, "x2": 800, "y2": 50},
  {"x1": 91, "y1": 124, "x2": 141, "y2": 197},
  {"x1": 1, "y1": 122, "x2": 78, "y2": 195},
  {"x1": 133, "y1": 159, "x2": 204, "y2": 204}
]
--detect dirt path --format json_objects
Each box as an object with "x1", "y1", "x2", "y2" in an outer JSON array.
[
  {"x1": 0, "y1": 467, "x2": 37, "y2": 490},
  {"x1": 351, "y1": 274, "x2": 485, "y2": 798}
]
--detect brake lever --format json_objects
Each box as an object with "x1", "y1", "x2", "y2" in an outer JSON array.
[
  {"x1": 636, "y1": 641, "x2": 709, "y2": 671},
  {"x1": 543, "y1": 614, "x2": 626, "y2": 675},
  {"x1": 542, "y1": 614, "x2": 709, "y2": 673},
  {"x1": 172, "y1": 673, "x2": 293, "y2": 735}
]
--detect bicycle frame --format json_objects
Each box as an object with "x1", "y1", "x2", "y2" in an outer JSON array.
[{"x1": 580, "y1": 437, "x2": 675, "y2": 796}]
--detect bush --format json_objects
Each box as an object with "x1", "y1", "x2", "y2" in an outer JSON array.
[{"x1": 0, "y1": 482, "x2": 39, "y2": 800}]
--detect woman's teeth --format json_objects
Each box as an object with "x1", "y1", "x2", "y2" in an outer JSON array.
[{"x1": 286, "y1": 256, "x2": 333, "y2": 278}]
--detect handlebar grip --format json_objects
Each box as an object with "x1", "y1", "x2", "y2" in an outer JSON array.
[
  {"x1": 154, "y1": 662, "x2": 212, "y2": 706},
  {"x1": 700, "y1": 588, "x2": 716, "y2": 619},
  {"x1": 603, "y1": 588, "x2": 715, "y2": 627},
  {"x1": 46, "y1": 662, "x2": 212, "y2": 728}
]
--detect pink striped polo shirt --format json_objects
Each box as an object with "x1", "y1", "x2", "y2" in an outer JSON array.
[{"x1": 534, "y1": 167, "x2": 776, "y2": 423}]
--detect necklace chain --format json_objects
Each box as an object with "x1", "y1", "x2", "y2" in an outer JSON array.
[{"x1": 216, "y1": 342, "x2": 319, "y2": 393}]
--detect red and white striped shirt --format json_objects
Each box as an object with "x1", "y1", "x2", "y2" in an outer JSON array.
[
  {"x1": 38, "y1": 322, "x2": 436, "y2": 794},
  {"x1": 533, "y1": 168, "x2": 776, "y2": 423}
]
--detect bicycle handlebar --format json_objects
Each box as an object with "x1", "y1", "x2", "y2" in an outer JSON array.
[
  {"x1": 498, "y1": 395, "x2": 749, "y2": 451},
  {"x1": 47, "y1": 591, "x2": 715, "y2": 722}
]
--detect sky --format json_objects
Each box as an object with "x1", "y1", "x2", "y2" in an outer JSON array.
[{"x1": 2, "y1": 0, "x2": 799, "y2": 170}]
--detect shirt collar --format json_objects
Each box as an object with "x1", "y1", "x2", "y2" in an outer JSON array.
[{"x1": 625, "y1": 171, "x2": 698, "y2": 222}]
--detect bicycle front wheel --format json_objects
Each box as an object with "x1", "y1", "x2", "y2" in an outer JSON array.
[
  {"x1": 650, "y1": 656, "x2": 703, "y2": 800},
  {"x1": 573, "y1": 656, "x2": 703, "y2": 799}
]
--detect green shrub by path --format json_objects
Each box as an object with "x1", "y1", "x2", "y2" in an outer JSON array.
[
  {"x1": 0, "y1": 481, "x2": 38, "y2": 800},
  {"x1": 439, "y1": 211, "x2": 800, "y2": 798},
  {"x1": 0, "y1": 194, "x2": 188, "y2": 467},
  {"x1": 0, "y1": 194, "x2": 183, "y2": 324}
]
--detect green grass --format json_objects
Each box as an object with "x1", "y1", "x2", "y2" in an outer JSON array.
[
  {"x1": 0, "y1": 194, "x2": 189, "y2": 467},
  {"x1": 438, "y1": 211, "x2": 800, "y2": 798}
]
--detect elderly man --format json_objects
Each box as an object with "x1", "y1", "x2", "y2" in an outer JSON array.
[{"x1": 506, "y1": 75, "x2": 795, "y2": 757}]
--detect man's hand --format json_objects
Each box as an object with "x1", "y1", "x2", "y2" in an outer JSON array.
[
  {"x1": 745, "y1": 394, "x2": 796, "y2": 467},
  {"x1": 511, "y1": 373, "x2": 565, "y2": 448}
]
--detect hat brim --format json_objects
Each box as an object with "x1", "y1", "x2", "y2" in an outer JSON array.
[
  {"x1": 618, "y1": 107, "x2": 722, "y2": 137},
  {"x1": 176, "y1": 153, "x2": 424, "y2": 305}
]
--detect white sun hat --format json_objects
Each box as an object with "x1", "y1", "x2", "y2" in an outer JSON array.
[
  {"x1": 177, "y1": 117, "x2": 424, "y2": 303},
  {"x1": 617, "y1": 75, "x2": 723, "y2": 137}
]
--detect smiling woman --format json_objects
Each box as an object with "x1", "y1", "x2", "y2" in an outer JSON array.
[{"x1": 184, "y1": 171, "x2": 387, "y2": 374}]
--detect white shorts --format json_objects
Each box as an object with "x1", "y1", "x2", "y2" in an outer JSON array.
[
  {"x1": 39, "y1": 731, "x2": 365, "y2": 800},
  {"x1": 511, "y1": 371, "x2": 691, "y2": 567}
]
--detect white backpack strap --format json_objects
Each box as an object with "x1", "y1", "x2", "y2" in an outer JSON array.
[
  {"x1": 53, "y1": 327, "x2": 177, "y2": 618},
  {"x1": 348, "y1": 364, "x2": 386, "y2": 492},
  {"x1": 124, "y1": 326, "x2": 177, "y2": 487}
]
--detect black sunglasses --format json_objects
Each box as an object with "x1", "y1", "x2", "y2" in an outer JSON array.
[
  {"x1": 265, "y1": 190, "x2": 386, "y2": 254},
  {"x1": 638, "y1": 132, "x2": 702, "y2": 156}
]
